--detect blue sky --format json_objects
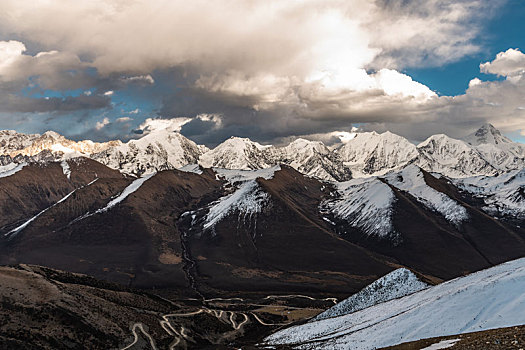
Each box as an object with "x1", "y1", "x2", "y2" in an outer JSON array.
[
  {"x1": 1, "y1": 1, "x2": 525, "y2": 145},
  {"x1": 406, "y1": 0, "x2": 525, "y2": 97}
]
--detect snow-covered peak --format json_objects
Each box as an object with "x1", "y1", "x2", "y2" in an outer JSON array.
[
  {"x1": 464, "y1": 123, "x2": 512, "y2": 146},
  {"x1": 0, "y1": 130, "x2": 41, "y2": 154},
  {"x1": 224, "y1": 136, "x2": 270, "y2": 151},
  {"x1": 92, "y1": 129, "x2": 204, "y2": 176},
  {"x1": 274, "y1": 138, "x2": 349, "y2": 181},
  {"x1": 336, "y1": 130, "x2": 418, "y2": 177},
  {"x1": 312, "y1": 268, "x2": 428, "y2": 322},
  {"x1": 460, "y1": 124, "x2": 525, "y2": 171},
  {"x1": 4, "y1": 130, "x2": 121, "y2": 159},
  {"x1": 285, "y1": 138, "x2": 327, "y2": 153},
  {"x1": 416, "y1": 134, "x2": 497, "y2": 177},
  {"x1": 199, "y1": 137, "x2": 273, "y2": 170},
  {"x1": 42, "y1": 130, "x2": 62, "y2": 139}
]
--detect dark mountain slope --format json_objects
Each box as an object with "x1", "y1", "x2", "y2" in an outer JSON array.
[
  {"x1": 327, "y1": 168, "x2": 525, "y2": 280},
  {"x1": 1, "y1": 166, "x2": 225, "y2": 294},
  {"x1": 185, "y1": 166, "x2": 396, "y2": 297}
]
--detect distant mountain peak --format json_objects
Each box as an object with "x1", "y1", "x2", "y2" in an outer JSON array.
[
  {"x1": 42, "y1": 130, "x2": 62, "y2": 139},
  {"x1": 464, "y1": 123, "x2": 511, "y2": 146}
]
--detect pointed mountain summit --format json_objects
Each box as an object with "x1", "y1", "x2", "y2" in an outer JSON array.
[
  {"x1": 92, "y1": 128, "x2": 205, "y2": 176},
  {"x1": 416, "y1": 133, "x2": 497, "y2": 177},
  {"x1": 464, "y1": 123, "x2": 512, "y2": 146},
  {"x1": 463, "y1": 123, "x2": 525, "y2": 170},
  {"x1": 335, "y1": 131, "x2": 418, "y2": 177},
  {"x1": 272, "y1": 138, "x2": 351, "y2": 181},
  {"x1": 199, "y1": 136, "x2": 273, "y2": 170}
]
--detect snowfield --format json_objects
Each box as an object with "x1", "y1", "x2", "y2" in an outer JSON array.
[{"x1": 265, "y1": 257, "x2": 525, "y2": 349}]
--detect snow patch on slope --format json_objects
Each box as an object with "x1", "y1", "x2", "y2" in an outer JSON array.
[
  {"x1": 5, "y1": 178, "x2": 98, "y2": 238},
  {"x1": 60, "y1": 160, "x2": 71, "y2": 179},
  {"x1": 203, "y1": 180, "x2": 269, "y2": 231},
  {"x1": 0, "y1": 162, "x2": 26, "y2": 178},
  {"x1": 97, "y1": 173, "x2": 155, "y2": 212},
  {"x1": 384, "y1": 165, "x2": 468, "y2": 225},
  {"x1": 312, "y1": 268, "x2": 428, "y2": 322},
  {"x1": 321, "y1": 177, "x2": 396, "y2": 238},
  {"x1": 266, "y1": 257, "x2": 525, "y2": 350},
  {"x1": 421, "y1": 339, "x2": 461, "y2": 350},
  {"x1": 214, "y1": 165, "x2": 281, "y2": 184},
  {"x1": 178, "y1": 163, "x2": 203, "y2": 175}
]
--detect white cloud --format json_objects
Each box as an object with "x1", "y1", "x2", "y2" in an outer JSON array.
[
  {"x1": 138, "y1": 117, "x2": 192, "y2": 133},
  {"x1": 122, "y1": 74, "x2": 154, "y2": 84},
  {"x1": 0, "y1": 40, "x2": 26, "y2": 73},
  {"x1": 480, "y1": 48, "x2": 525, "y2": 78},
  {"x1": 332, "y1": 129, "x2": 358, "y2": 143},
  {"x1": 374, "y1": 69, "x2": 436, "y2": 100},
  {"x1": 469, "y1": 78, "x2": 482, "y2": 88},
  {"x1": 138, "y1": 114, "x2": 223, "y2": 134},
  {"x1": 116, "y1": 116, "x2": 131, "y2": 122},
  {"x1": 129, "y1": 108, "x2": 139, "y2": 114},
  {"x1": 0, "y1": 1, "x2": 493, "y2": 80},
  {"x1": 103, "y1": 90, "x2": 114, "y2": 96},
  {"x1": 95, "y1": 117, "x2": 110, "y2": 130}
]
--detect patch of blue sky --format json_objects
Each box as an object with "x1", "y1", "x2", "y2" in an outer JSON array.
[{"x1": 404, "y1": 0, "x2": 525, "y2": 97}]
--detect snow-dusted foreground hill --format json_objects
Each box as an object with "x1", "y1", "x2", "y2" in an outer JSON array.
[
  {"x1": 311, "y1": 268, "x2": 428, "y2": 322},
  {"x1": 265, "y1": 257, "x2": 525, "y2": 350}
]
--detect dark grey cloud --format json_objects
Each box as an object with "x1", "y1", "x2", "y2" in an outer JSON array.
[{"x1": 0, "y1": 94, "x2": 111, "y2": 114}]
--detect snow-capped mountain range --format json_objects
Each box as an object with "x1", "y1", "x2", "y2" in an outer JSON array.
[
  {"x1": 1, "y1": 123, "x2": 524, "y2": 180},
  {"x1": 3, "y1": 123, "x2": 525, "y2": 242}
]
